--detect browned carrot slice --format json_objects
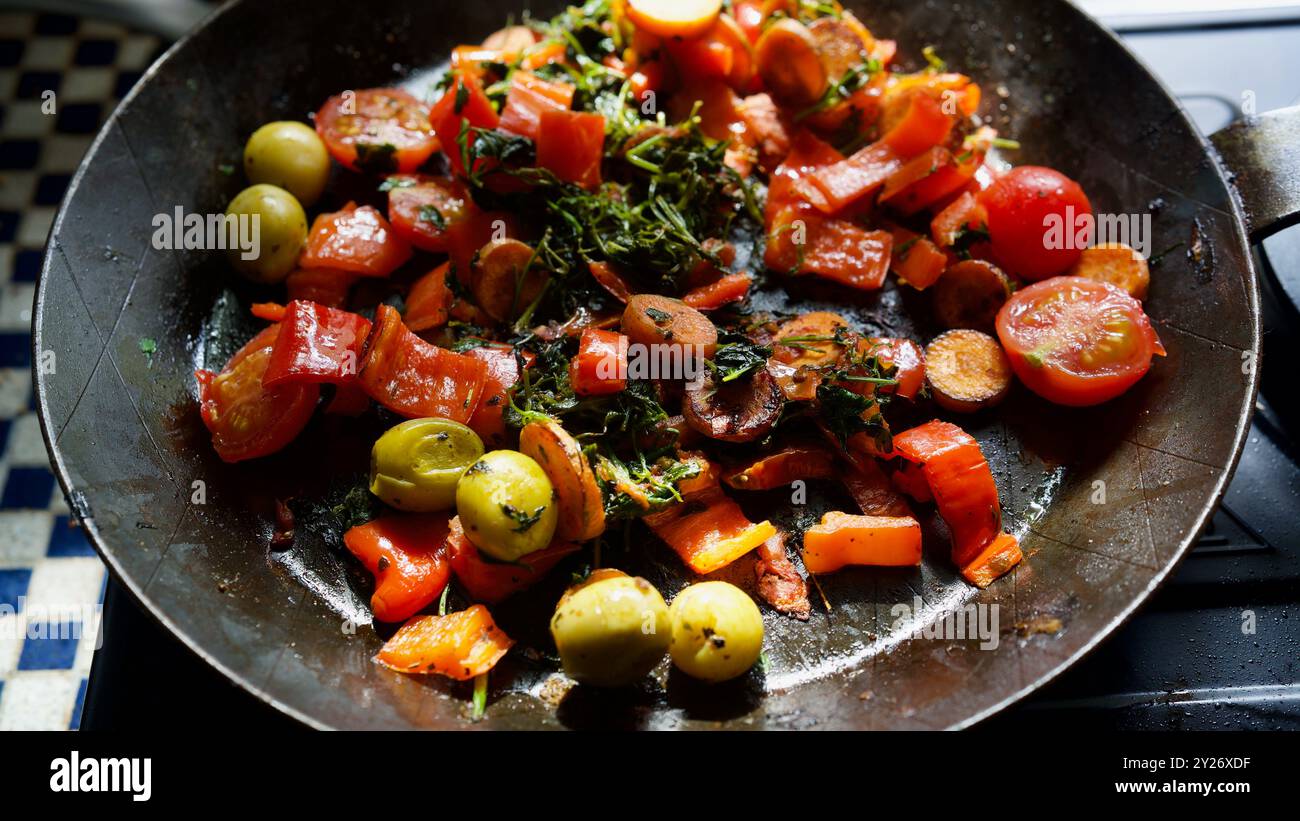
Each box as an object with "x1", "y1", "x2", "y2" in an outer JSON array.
[
  {"x1": 519, "y1": 419, "x2": 607, "y2": 542},
  {"x1": 755, "y1": 18, "x2": 827, "y2": 107},
  {"x1": 472, "y1": 238, "x2": 547, "y2": 322},
  {"x1": 924, "y1": 329, "x2": 1013, "y2": 413},
  {"x1": 1067, "y1": 242, "x2": 1150, "y2": 300},
  {"x1": 621, "y1": 294, "x2": 719, "y2": 359},
  {"x1": 626, "y1": 0, "x2": 722, "y2": 38},
  {"x1": 930, "y1": 259, "x2": 1011, "y2": 332}
]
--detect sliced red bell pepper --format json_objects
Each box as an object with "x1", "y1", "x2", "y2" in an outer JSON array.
[
  {"x1": 535, "y1": 108, "x2": 605, "y2": 189},
  {"x1": 403, "y1": 263, "x2": 453, "y2": 332},
  {"x1": 570, "y1": 327, "x2": 629, "y2": 396},
  {"x1": 879, "y1": 146, "x2": 982, "y2": 216},
  {"x1": 766, "y1": 130, "x2": 844, "y2": 217},
  {"x1": 931, "y1": 190, "x2": 988, "y2": 248},
  {"x1": 286, "y1": 268, "x2": 357, "y2": 309},
  {"x1": 497, "y1": 70, "x2": 576, "y2": 140},
  {"x1": 357, "y1": 304, "x2": 488, "y2": 422},
  {"x1": 376, "y1": 604, "x2": 513, "y2": 680},
  {"x1": 765, "y1": 205, "x2": 892, "y2": 290},
  {"x1": 802, "y1": 511, "x2": 922, "y2": 572},
  {"x1": 444, "y1": 515, "x2": 580, "y2": 604},
  {"x1": 300, "y1": 202, "x2": 411, "y2": 277},
  {"x1": 724, "y1": 444, "x2": 836, "y2": 490},
  {"x1": 682, "y1": 272, "x2": 751, "y2": 310},
  {"x1": 430, "y1": 73, "x2": 501, "y2": 177},
  {"x1": 263, "y1": 300, "x2": 372, "y2": 388},
  {"x1": 463, "y1": 343, "x2": 526, "y2": 449},
  {"x1": 343, "y1": 513, "x2": 452, "y2": 623},
  {"x1": 888, "y1": 226, "x2": 948, "y2": 290},
  {"x1": 891, "y1": 420, "x2": 1002, "y2": 568},
  {"x1": 646, "y1": 486, "x2": 777, "y2": 575},
  {"x1": 250, "y1": 302, "x2": 286, "y2": 323},
  {"x1": 880, "y1": 92, "x2": 954, "y2": 159},
  {"x1": 799, "y1": 141, "x2": 902, "y2": 216},
  {"x1": 961, "y1": 531, "x2": 1022, "y2": 588}
]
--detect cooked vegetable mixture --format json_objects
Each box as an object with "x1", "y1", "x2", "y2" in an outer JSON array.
[{"x1": 195, "y1": 0, "x2": 1165, "y2": 706}]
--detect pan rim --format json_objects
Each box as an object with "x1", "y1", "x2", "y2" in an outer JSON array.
[{"x1": 30, "y1": 0, "x2": 1262, "y2": 730}]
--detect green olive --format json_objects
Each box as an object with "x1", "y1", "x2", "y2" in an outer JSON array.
[
  {"x1": 550, "y1": 570, "x2": 671, "y2": 687},
  {"x1": 668, "y1": 582, "x2": 764, "y2": 682},
  {"x1": 454, "y1": 450, "x2": 558, "y2": 561},
  {"x1": 224, "y1": 184, "x2": 307, "y2": 284},
  {"x1": 243, "y1": 121, "x2": 330, "y2": 206},
  {"x1": 370, "y1": 418, "x2": 484, "y2": 512}
]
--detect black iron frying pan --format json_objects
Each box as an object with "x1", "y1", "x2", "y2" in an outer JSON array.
[{"x1": 33, "y1": 0, "x2": 1297, "y2": 729}]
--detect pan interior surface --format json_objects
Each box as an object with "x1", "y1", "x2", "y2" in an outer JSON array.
[{"x1": 34, "y1": 0, "x2": 1259, "y2": 729}]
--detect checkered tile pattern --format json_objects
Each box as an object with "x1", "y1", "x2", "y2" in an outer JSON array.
[{"x1": 0, "y1": 10, "x2": 161, "y2": 730}]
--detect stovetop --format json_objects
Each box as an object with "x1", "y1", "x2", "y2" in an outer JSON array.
[{"x1": 81, "y1": 6, "x2": 1300, "y2": 730}]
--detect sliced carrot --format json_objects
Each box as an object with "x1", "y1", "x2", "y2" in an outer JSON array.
[
  {"x1": 931, "y1": 259, "x2": 1011, "y2": 333},
  {"x1": 892, "y1": 420, "x2": 1002, "y2": 567},
  {"x1": 472, "y1": 238, "x2": 548, "y2": 323},
  {"x1": 924, "y1": 329, "x2": 1012, "y2": 413},
  {"x1": 251, "y1": 302, "x2": 286, "y2": 323},
  {"x1": 519, "y1": 419, "x2": 607, "y2": 542},
  {"x1": 626, "y1": 0, "x2": 723, "y2": 39},
  {"x1": 754, "y1": 18, "x2": 826, "y2": 106},
  {"x1": 404, "y1": 262, "x2": 452, "y2": 332},
  {"x1": 376, "y1": 604, "x2": 513, "y2": 680},
  {"x1": 683, "y1": 272, "x2": 752, "y2": 310},
  {"x1": 1067, "y1": 242, "x2": 1151, "y2": 300},
  {"x1": 801, "y1": 511, "x2": 922, "y2": 572},
  {"x1": 621, "y1": 294, "x2": 719, "y2": 358},
  {"x1": 724, "y1": 444, "x2": 836, "y2": 490},
  {"x1": 648, "y1": 487, "x2": 775, "y2": 574},
  {"x1": 960, "y1": 531, "x2": 1021, "y2": 588}
]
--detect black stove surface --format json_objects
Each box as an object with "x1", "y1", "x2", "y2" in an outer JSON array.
[{"x1": 81, "y1": 9, "x2": 1300, "y2": 731}]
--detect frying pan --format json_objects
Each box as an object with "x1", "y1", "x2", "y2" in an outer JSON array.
[{"x1": 32, "y1": 0, "x2": 1291, "y2": 729}]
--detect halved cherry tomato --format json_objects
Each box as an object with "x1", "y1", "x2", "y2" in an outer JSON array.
[
  {"x1": 996, "y1": 276, "x2": 1164, "y2": 407},
  {"x1": 570, "y1": 328, "x2": 629, "y2": 396},
  {"x1": 535, "y1": 108, "x2": 605, "y2": 189},
  {"x1": 444, "y1": 515, "x2": 579, "y2": 604},
  {"x1": 196, "y1": 325, "x2": 319, "y2": 463},
  {"x1": 357, "y1": 304, "x2": 489, "y2": 422},
  {"x1": 386, "y1": 174, "x2": 473, "y2": 253},
  {"x1": 263, "y1": 300, "x2": 371, "y2": 388},
  {"x1": 342, "y1": 514, "x2": 452, "y2": 623},
  {"x1": 300, "y1": 202, "x2": 412, "y2": 277},
  {"x1": 979, "y1": 165, "x2": 1092, "y2": 280},
  {"x1": 315, "y1": 88, "x2": 439, "y2": 174}
]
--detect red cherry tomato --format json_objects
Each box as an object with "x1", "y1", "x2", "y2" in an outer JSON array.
[
  {"x1": 315, "y1": 88, "x2": 439, "y2": 174},
  {"x1": 978, "y1": 166, "x2": 1092, "y2": 281},
  {"x1": 196, "y1": 325, "x2": 320, "y2": 462},
  {"x1": 995, "y1": 276, "x2": 1165, "y2": 407},
  {"x1": 385, "y1": 174, "x2": 473, "y2": 253}
]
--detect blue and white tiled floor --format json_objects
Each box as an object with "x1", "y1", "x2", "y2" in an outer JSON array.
[{"x1": 0, "y1": 10, "x2": 161, "y2": 730}]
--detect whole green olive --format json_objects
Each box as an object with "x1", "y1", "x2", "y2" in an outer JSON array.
[
  {"x1": 224, "y1": 183, "x2": 306, "y2": 284},
  {"x1": 668, "y1": 581, "x2": 764, "y2": 682},
  {"x1": 550, "y1": 570, "x2": 671, "y2": 687},
  {"x1": 370, "y1": 418, "x2": 484, "y2": 511},
  {"x1": 243, "y1": 121, "x2": 331, "y2": 206},
  {"x1": 454, "y1": 450, "x2": 558, "y2": 561}
]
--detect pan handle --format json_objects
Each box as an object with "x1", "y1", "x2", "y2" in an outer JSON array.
[{"x1": 1210, "y1": 105, "x2": 1300, "y2": 244}]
